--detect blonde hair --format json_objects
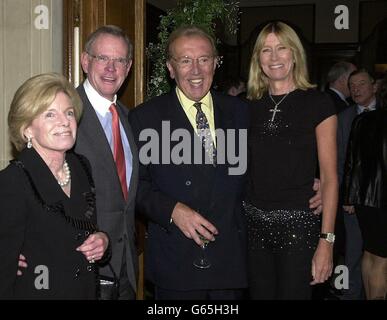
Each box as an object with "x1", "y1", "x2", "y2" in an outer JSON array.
[
  {"x1": 8, "y1": 73, "x2": 83, "y2": 151},
  {"x1": 247, "y1": 21, "x2": 315, "y2": 100}
]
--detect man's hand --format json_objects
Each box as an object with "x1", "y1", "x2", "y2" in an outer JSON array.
[
  {"x1": 76, "y1": 232, "x2": 109, "y2": 263},
  {"x1": 17, "y1": 254, "x2": 28, "y2": 276},
  {"x1": 171, "y1": 202, "x2": 218, "y2": 246},
  {"x1": 309, "y1": 178, "x2": 322, "y2": 215}
]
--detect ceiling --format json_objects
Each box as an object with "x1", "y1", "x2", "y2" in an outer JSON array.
[{"x1": 147, "y1": 0, "x2": 374, "y2": 11}]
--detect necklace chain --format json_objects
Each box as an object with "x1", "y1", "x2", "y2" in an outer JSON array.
[
  {"x1": 268, "y1": 91, "x2": 290, "y2": 122},
  {"x1": 57, "y1": 160, "x2": 71, "y2": 187},
  {"x1": 269, "y1": 91, "x2": 290, "y2": 107}
]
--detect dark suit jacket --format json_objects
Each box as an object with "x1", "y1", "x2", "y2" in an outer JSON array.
[
  {"x1": 129, "y1": 90, "x2": 248, "y2": 290},
  {"x1": 326, "y1": 88, "x2": 349, "y2": 114},
  {"x1": 75, "y1": 85, "x2": 139, "y2": 293},
  {"x1": 0, "y1": 148, "x2": 97, "y2": 299},
  {"x1": 337, "y1": 105, "x2": 358, "y2": 184}
]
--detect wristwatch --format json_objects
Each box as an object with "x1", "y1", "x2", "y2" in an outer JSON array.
[{"x1": 320, "y1": 232, "x2": 335, "y2": 243}]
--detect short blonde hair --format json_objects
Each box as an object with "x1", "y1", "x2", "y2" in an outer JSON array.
[
  {"x1": 8, "y1": 73, "x2": 83, "y2": 151},
  {"x1": 247, "y1": 21, "x2": 315, "y2": 100}
]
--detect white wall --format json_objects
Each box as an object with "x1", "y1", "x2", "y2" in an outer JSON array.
[{"x1": 0, "y1": 0, "x2": 62, "y2": 169}]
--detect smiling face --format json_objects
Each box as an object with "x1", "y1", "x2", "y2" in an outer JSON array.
[
  {"x1": 166, "y1": 35, "x2": 217, "y2": 101},
  {"x1": 25, "y1": 91, "x2": 77, "y2": 159},
  {"x1": 81, "y1": 34, "x2": 132, "y2": 101},
  {"x1": 259, "y1": 32, "x2": 295, "y2": 86}
]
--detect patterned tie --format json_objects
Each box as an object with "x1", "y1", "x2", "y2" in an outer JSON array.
[
  {"x1": 193, "y1": 102, "x2": 216, "y2": 164},
  {"x1": 109, "y1": 103, "x2": 128, "y2": 200}
]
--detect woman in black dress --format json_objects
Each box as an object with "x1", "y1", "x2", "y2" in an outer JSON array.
[
  {"x1": 0, "y1": 73, "x2": 109, "y2": 299},
  {"x1": 245, "y1": 21, "x2": 338, "y2": 299},
  {"x1": 343, "y1": 75, "x2": 387, "y2": 299}
]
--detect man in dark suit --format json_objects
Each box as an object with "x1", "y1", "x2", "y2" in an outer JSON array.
[
  {"x1": 326, "y1": 61, "x2": 357, "y2": 114},
  {"x1": 76, "y1": 25, "x2": 138, "y2": 299},
  {"x1": 129, "y1": 26, "x2": 248, "y2": 300},
  {"x1": 337, "y1": 69, "x2": 378, "y2": 300}
]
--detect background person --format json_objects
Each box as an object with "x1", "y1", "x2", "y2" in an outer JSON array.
[
  {"x1": 337, "y1": 69, "x2": 378, "y2": 299},
  {"x1": 342, "y1": 74, "x2": 387, "y2": 300},
  {"x1": 326, "y1": 61, "x2": 357, "y2": 114}
]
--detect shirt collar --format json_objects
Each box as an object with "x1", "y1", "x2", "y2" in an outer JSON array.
[
  {"x1": 175, "y1": 87, "x2": 212, "y2": 114},
  {"x1": 83, "y1": 79, "x2": 117, "y2": 117},
  {"x1": 357, "y1": 98, "x2": 376, "y2": 113}
]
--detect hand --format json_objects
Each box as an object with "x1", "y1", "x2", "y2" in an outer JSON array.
[
  {"x1": 17, "y1": 254, "x2": 28, "y2": 276},
  {"x1": 171, "y1": 202, "x2": 218, "y2": 246},
  {"x1": 343, "y1": 205, "x2": 355, "y2": 214},
  {"x1": 309, "y1": 178, "x2": 322, "y2": 215},
  {"x1": 310, "y1": 239, "x2": 333, "y2": 285},
  {"x1": 76, "y1": 232, "x2": 109, "y2": 263}
]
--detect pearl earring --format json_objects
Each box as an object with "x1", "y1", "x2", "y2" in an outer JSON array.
[{"x1": 27, "y1": 137, "x2": 32, "y2": 149}]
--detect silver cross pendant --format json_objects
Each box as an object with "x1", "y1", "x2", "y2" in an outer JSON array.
[{"x1": 269, "y1": 104, "x2": 282, "y2": 122}]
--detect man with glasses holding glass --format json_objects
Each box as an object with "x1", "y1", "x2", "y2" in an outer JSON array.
[
  {"x1": 76, "y1": 25, "x2": 139, "y2": 300},
  {"x1": 129, "y1": 26, "x2": 249, "y2": 300}
]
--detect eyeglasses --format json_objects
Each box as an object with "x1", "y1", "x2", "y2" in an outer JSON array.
[
  {"x1": 87, "y1": 52, "x2": 130, "y2": 68},
  {"x1": 171, "y1": 56, "x2": 215, "y2": 68}
]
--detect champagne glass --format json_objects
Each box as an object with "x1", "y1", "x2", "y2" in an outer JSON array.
[{"x1": 193, "y1": 234, "x2": 211, "y2": 269}]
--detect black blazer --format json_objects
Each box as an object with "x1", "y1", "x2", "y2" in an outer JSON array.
[
  {"x1": 129, "y1": 90, "x2": 248, "y2": 290},
  {"x1": 75, "y1": 85, "x2": 139, "y2": 293},
  {"x1": 343, "y1": 109, "x2": 387, "y2": 209},
  {"x1": 0, "y1": 148, "x2": 98, "y2": 299}
]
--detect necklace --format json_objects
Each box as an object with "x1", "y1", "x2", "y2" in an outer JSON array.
[
  {"x1": 57, "y1": 160, "x2": 71, "y2": 187},
  {"x1": 268, "y1": 91, "x2": 290, "y2": 122}
]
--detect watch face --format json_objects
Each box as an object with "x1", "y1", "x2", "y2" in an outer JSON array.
[{"x1": 327, "y1": 233, "x2": 335, "y2": 242}]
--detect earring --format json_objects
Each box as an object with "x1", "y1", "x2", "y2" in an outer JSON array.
[{"x1": 27, "y1": 137, "x2": 32, "y2": 149}]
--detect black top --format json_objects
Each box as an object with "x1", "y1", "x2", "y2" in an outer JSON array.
[
  {"x1": 0, "y1": 148, "x2": 98, "y2": 299},
  {"x1": 246, "y1": 89, "x2": 336, "y2": 210},
  {"x1": 343, "y1": 109, "x2": 387, "y2": 209}
]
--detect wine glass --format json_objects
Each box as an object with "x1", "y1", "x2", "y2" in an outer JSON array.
[{"x1": 193, "y1": 234, "x2": 211, "y2": 269}]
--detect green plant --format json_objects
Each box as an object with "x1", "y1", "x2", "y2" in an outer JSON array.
[{"x1": 147, "y1": 0, "x2": 240, "y2": 99}]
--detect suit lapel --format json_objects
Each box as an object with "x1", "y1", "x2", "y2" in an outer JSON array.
[{"x1": 76, "y1": 86, "x2": 120, "y2": 188}]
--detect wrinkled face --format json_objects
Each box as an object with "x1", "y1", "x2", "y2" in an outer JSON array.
[
  {"x1": 25, "y1": 92, "x2": 77, "y2": 157},
  {"x1": 166, "y1": 35, "x2": 217, "y2": 101},
  {"x1": 349, "y1": 72, "x2": 376, "y2": 106},
  {"x1": 81, "y1": 34, "x2": 132, "y2": 101},
  {"x1": 259, "y1": 33, "x2": 294, "y2": 84}
]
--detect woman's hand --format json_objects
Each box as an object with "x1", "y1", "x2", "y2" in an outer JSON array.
[
  {"x1": 310, "y1": 239, "x2": 333, "y2": 285},
  {"x1": 76, "y1": 232, "x2": 109, "y2": 263}
]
